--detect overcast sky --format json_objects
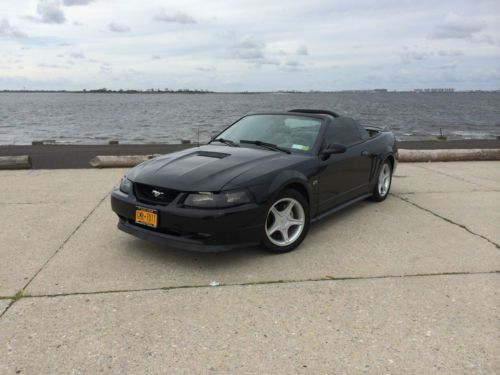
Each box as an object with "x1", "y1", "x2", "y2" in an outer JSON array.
[{"x1": 1, "y1": 0, "x2": 499, "y2": 91}]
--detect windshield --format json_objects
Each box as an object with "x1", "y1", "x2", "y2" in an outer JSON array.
[{"x1": 215, "y1": 115, "x2": 322, "y2": 153}]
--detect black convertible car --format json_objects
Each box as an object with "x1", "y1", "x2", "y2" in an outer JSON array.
[{"x1": 111, "y1": 109, "x2": 397, "y2": 253}]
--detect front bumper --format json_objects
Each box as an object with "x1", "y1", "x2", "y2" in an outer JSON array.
[{"x1": 111, "y1": 189, "x2": 265, "y2": 252}]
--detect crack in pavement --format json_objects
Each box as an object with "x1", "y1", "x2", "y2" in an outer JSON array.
[
  {"x1": 392, "y1": 193, "x2": 500, "y2": 249},
  {"x1": 0, "y1": 191, "x2": 112, "y2": 319},
  {"x1": 0, "y1": 271, "x2": 498, "y2": 305},
  {"x1": 413, "y1": 164, "x2": 500, "y2": 191},
  {"x1": 394, "y1": 190, "x2": 496, "y2": 195}
]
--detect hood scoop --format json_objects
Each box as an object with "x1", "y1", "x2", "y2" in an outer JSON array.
[{"x1": 196, "y1": 151, "x2": 229, "y2": 159}]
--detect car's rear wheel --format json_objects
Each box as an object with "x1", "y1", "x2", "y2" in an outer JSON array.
[
  {"x1": 262, "y1": 189, "x2": 310, "y2": 253},
  {"x1": 371, "y1": 160, "x2": 392, "y2": 201}
]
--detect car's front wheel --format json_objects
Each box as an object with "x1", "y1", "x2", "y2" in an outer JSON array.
[
  {"x1": 262, "y1": 189, "x2": 310, "y2": 253},
  {"x1": 371, "y1": 160, "x2": 392, "y2": 201}
]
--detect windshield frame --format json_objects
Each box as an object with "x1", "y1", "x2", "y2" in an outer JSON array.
[{"x1": 210, "y1": 113, "x2": 328, "y2": 155}]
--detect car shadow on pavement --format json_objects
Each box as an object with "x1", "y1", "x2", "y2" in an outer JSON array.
[{"x1": 120, "y1": 198, "x2": 375, "y2": 269}]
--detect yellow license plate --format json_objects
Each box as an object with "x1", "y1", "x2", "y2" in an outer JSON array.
[{"x1": 135, "y1": 207, "x2": 158, "y2": 228}]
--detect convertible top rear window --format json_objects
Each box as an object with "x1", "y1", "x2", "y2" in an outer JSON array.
[{"x1": 325, "y1": 117, "x2": 369, "y2": 146}]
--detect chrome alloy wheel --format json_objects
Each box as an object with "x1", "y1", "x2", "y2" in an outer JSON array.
[
  {"x1": 265, "y1": 197, "x2": 305, "y2": 247},
  {"x1": 378, "y1": 163, "x2": 391, "y2": 197}
]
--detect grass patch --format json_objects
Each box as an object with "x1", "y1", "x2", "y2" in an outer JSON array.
[{"x1": 12, "y1": 290, "x2": 24, "y2": 301}]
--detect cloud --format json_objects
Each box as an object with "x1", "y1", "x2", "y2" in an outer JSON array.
[
  {"x1": 400, "y1": 46, "x2": 434, "y2": 64},
  {"x1": 197, "y1": 66, "x2": 216, "y2": 72},
  {"x1": 69, "y1": 51, "x2": 85, "y2": 59},
  {"x1": 437, "y1": 50, "x2": 464, "y2": 57},
  {"x1": 36, "y1": 0, "x2": 66, "y2": 24},
  {"x1": 286, "y1": 60, "x2": 301, "y2": 67},
  {"x1": 431, "y1": 12, "x2": 483, "y2": 39},
  {"x1": 63, "y1": 0, "x2": 94, "y2": 5},
  {"x1": 154, "y1": 10, "x2": 196, "y2": 24},
  {"x1": 100, "y1": 63, "x2": 112, "y2": 72},
  {"x1": 471, "y1": 34, "x2": 497, "y2": 45},
  {"x1": 280, "y1": 59, "x2": 302, "y2": 71},
  {"x1": 231, "y1": 39, "x2": 265, "y2": 60},
  {"x1": 108, "y1": 22, "x2": 130, "y2": 33},
  {"x1": 229, "y1": 38, "x2": 284, "y2": 68},
  {"x1": 0, "y1": 19, "x2": 27, "y2": 38},
  {"x1": 38, "y1": 63, "x2": 68, "y2": 69},
  {"x1": 433, "y1": 62, "x2": 459, "y2": 70},
  {"x1": 296, "y1": 45, "x2": 308, "y2": 56}
]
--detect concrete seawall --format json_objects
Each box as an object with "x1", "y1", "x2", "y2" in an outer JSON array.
[
  {"x1": 398, "y1": 148, "x2": 500, "y2": 162},
  {"x1": 1, "y1": 139, "x2": 500, "y2": 169},
  {"x1": 0, "y1": 155, "x2": 31, "y2": 169},
  {"x1": 87, "y1": 148, "x2": 500, "y2": 168}
]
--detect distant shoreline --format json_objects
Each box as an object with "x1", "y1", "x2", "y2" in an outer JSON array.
[
  {"x1": 1, "y1": 90, "x2": 499, "y2": 94},
  {"x1": 1, "y1": 139, "x2": 499, "y2": 169}
]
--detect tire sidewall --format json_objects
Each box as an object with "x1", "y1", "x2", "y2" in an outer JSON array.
[
  {"x1": 262, "y1": 188, "x2": 310, "y2": 253},
  {"x1": 372, "y1": 160, "x2": 392, "y2": 201}
]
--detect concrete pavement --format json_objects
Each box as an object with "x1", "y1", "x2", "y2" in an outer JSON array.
[{"x1": 0, "y1": 162, "x2": 499, "y2": 374}]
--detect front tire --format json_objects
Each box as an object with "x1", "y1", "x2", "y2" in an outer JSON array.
[
  {"x1": 262, "y1": 189, "x2": 310, "y2": 253},
  {"x1": 371, "y1": 160, "x2": 392, "y2": 202}
]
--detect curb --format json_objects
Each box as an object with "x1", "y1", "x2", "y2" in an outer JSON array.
[
  {"x1": 0, "y1": 155, "x2": 32, "y2": 170},
  {"x1": 87, "y1": 149, "x2": 500, "y2": 168},
  {"x1": 398, "y1": 148, "x2": 500, "y2": 162},
  {"x1": 2, "y1": 149, "x2": 499, "y2": 170},
  {"x1": 89, "y1": 154, "x2": 159, "y2": 168}
]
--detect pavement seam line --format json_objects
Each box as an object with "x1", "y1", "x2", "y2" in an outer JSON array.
[
  {"x1": 397, "y1": 190, "x2": 498, "y2": 195},
  {"x1": 413, "y1": 163, "x2": 496, "y2": 189},
  {"x1": 1, "y1": 201, "x2": 101, "y2": 205},
  {"x1": 0, "y1": 191, "x2": 111, "y2": 319},
  {"x1": 392, "y1": 193, "x2": 500, "y2": 249},
  {"x1": 0, "y1": 270, "x2": 498, "y2": 301}
]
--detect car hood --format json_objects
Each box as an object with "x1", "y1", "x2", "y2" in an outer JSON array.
[{"x1": 127, "y1": 144, "x2": 304, "y2": 192}]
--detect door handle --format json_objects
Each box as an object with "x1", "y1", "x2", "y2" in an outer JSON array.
[{"x1": 361, "y1": 150, "x2": 370, "y2": 157}]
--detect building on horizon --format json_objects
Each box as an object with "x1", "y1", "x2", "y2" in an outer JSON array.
[{"x1": 413, "y1": 88, "x2": 455, "y2": 93}]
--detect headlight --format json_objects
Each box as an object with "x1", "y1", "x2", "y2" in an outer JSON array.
[
  {"x1": 184, "y1": 190, "x2": 252, "y2": 208},
  {"x1": 119, "y1": 176, "x2": 133, "y2": 194}
]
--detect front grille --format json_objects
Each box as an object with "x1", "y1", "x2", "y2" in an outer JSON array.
[{"x1": 134, "y1": 183, "x2": 179, "y2": 205}]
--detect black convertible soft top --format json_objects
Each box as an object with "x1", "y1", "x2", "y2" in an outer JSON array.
[{"x1": 289, "y1": 109, "x2": 339, "y2": 118}]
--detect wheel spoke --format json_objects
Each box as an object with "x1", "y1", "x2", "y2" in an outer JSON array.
[
  {"x1": 271, "y1": 206, "x2": 282, "y2": 218},
  {"x1": 280, "y1": 228, "x2": 289, "y2": 243},
  {"x1": 267, "y1": 221, "x2": 280, "y2": 236},
  {"x1": 283, "y1": 201, "x2": 294, "y2": 218},
  {"x1": 288, "y1": 218, "x2": 303, "y2": 226}
]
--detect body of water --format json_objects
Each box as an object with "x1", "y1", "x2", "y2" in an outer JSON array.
[{"x1": 0, "y1": 92, "x2": 499, "y2": 145}]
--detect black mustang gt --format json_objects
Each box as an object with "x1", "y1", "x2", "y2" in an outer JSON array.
[{"x1": 111, "y1": 109, "x2": 397, "y2": 253}]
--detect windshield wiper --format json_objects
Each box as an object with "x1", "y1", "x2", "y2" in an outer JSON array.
[
  {"x1": 240, "y1": 140, "x2": 291, "y2": 154},
  {"x1": 212, "y1": 137, "x2": 239, "y2": 147}
]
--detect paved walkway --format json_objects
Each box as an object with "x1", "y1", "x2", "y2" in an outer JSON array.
[{"x1": 0, "y1": 162, "x2": 499, "y2": 374}]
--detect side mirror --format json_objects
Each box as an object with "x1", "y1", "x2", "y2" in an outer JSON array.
[{"x1": 321, "y1": 143, "x2": 346, "y2": 159}]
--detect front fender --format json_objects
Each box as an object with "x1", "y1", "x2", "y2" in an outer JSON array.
[{"x1": 248, "y1": 170, "x2": 313, "y2": 209}]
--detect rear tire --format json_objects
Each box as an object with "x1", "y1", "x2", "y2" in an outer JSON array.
[
  {"x1": 261, "y1": 189, "x2": 310, "y2": 253},
  {"x1": 371, "y1": 160, "x2": 392, "y2": 202}
]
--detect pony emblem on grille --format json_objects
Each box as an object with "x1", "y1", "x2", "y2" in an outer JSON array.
[{"x1": 151, "y1": 189, "x2": 164, "y2": 198}]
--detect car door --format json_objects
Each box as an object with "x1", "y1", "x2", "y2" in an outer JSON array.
[{"x1": 317, "y1": 118, "x2": 373, "y2": 213}]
